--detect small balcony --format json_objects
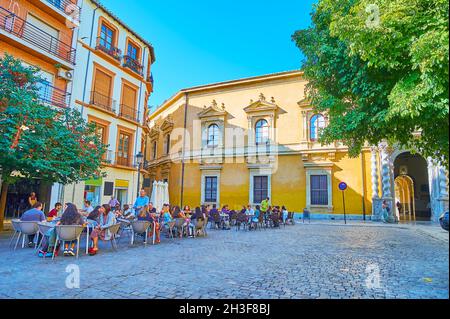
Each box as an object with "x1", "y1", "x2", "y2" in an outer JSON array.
[
  {"x1": 44, "y1": 0, "x2": 81, "y2": 18},
  {"x1": 37, "y1": 81, "x2": 71, "y2": 108},
  {"x1": 95, "y1": 37, "x2": 121, "y2": 61},
  {"x1": 0, "y1": 6, "x2": 76, "y2": 65},
  {"x1": 123, "y1": 55, "x2": 143, "y2": 76},
  {"x1": 119, "y1": 104, "x2": 139, "y2": 123},
  {"x1": 90, "y1": 91, "x2": 115, "y2": 113}
]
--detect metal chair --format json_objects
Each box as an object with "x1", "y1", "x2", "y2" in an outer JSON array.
[
  {"x1": 174, "y1": 218, "x2": 186, "y2": 238},
  {"x1": 36, "y1": 223, "x2": 54, "y2": 253},
  {"x1": 194, "y1": 218, "x2": 206, "y2": 237},
  {"x1": 130, "y1": 221, "x2": 151, "y2": 246},
  {"x1": 116, "y1": 218, "x2": 133, "y2": 243},
  {"x1": 15, "y1": 221, "x2": 39, "y2": 250},
  {"x1": 52, "y1": 225, "x2": 85, "y2": 259},
  {"x1": 9, "y1": 219, "x2": 21, "y2": 249},
  {"x1": 104, "y1": 223, "x2": 121, "y2": 251}
]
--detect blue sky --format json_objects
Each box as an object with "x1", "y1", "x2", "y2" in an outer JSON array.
[{"x1": 100, "y1": 0, "x2": 316, "y2": 107}]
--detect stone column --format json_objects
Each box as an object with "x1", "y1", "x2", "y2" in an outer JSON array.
[
  {"x1": 301, "y1": 111, "x2": 308, "y2": 141},
  {"x1": 436, "y1": 165, "x2": 449, "y2": 221},
  {"x1": 379, "y1": 142, "x2": 395, "y2": 222},
  {"x1": 371, "y1": 146, "x2": 382, "y2": 220}
]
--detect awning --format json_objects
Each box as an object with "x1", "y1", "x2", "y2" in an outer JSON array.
[
  {"x1": 85, "y1": 178, "x2": 103, "y2": 187},
  {"x1": 115, "y1": 179, "x2": 129, "y2": 188}
]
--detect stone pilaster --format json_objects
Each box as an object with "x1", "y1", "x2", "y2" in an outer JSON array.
[
  {"x1": 371, "y1": 146, "x2": 382, "y2": 221},
  {"x1": 379, "y1": 142, "x2": 395, "y2": 222},
  {"x1": 437, "y1": 166, "x2": 449, "y2": 221}
]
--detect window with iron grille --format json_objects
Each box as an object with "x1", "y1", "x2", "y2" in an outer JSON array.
[
  {"x1": 204, "y1": 176, "x2": 218, "y2": 203},
  {"x1": 253, "y1": 176, "x2": 268, "y2": 204},
  {"x1": 310, "y1": 175, "x2": 328, "y2": 205}
]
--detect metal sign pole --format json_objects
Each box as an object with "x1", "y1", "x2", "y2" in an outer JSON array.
[{"x1": 342, "y1": 190, "x2": 347, "y2": 225}]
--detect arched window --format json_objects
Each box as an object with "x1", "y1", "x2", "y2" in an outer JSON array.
[
  {"x1": 207, "y1": 124, "x2": 220, "y2": 148},
  {"x1": 152, "y1": 140, "x2": 157, "y2": 160},
  {"x1": 255, "y1": 119, "x2": 270, "y2": 145},
  {"x1": 164, "y1": 134, "x2": 170, "y2": 155},
  {"x1": 310, "y1": 114, "x2": 325, "y2": 141}
]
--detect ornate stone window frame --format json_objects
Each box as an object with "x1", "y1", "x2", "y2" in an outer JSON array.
[
  {"x1": 248, "y1": 165, "x2": 273, "y2": 206},
  {"x1": 304, "y1": 162, "x2": 334, "y2": 211},
  {"x1": 245, "y1": 94, "x2": 278, "y2": 147},
  {"x1": 200, "y1": 166, "x2": 222, "y2": 206}
]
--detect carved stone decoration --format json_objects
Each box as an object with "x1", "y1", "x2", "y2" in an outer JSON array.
[
  {"x1": 378, "y1": 142, "x2": 395, "y2": 222},
  {"x1": 301, "y1": 153, "x2": 309, "y2": 162},
  {"x1": 259, "y1": 93, "x2": 266, "y2": 101},
  {"x1": 439, "y1": 166, "x2": 449, "y2": 199},
  {"x1": 327, "y1": 152, "x2": 336, "y2": 161},
  {"x1": 371, "y1": 146, "x2": 380, "y2": 199}
]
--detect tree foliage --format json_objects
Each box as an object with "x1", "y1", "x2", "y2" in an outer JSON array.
[
  {"x1": 0, "y1": 54, "x2": 107, "y2": 185},
  {"x1": 293, "y1": 0, "x2": 449, "y2": 166}
]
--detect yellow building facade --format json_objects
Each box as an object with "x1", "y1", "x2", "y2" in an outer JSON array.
[{"x1": 146, "y1": 71, "x2": 374, "y2": 219}]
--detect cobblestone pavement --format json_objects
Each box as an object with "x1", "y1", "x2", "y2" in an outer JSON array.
[{"x1": 0, "y1": 222, "x2": 448, "y2": 299}]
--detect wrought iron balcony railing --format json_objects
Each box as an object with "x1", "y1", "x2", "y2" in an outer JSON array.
[
  {"x1": 45, "y1": 0, "x2": 81, "y2": 17},
  {"x1": 119, "y1": 104, "x2": 139, "y2": 123},
  {"x1": 90, "y1": 91, "x2": 115, "y2": 112},
  {"x1": 95, "y1": 36, "x2": 122, "y2": 61},
  {"x1": 147, "y1": 73, "x2": 154, "y2": 85},
  {"x1": 123, "y1": 55, "x2": 143, "y2": 76},
  {"x1": 0, "y1": 6, "x2": 76, "y2": 64},
  {"x1": 37, "y1": 81, "x2": 71, "y2": 108}
]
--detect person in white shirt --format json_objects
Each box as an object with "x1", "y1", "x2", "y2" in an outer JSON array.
[{"x1": 80, "y1": 200, "x2": 94, "y2": 217}]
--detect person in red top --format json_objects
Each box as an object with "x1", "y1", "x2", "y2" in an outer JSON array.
[{"x1": 48, "y1": 203, "x2": 63, "y2": 219}]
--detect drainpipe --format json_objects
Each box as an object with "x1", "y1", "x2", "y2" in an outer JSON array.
[
  {"x1": 180, "y1": 92, "x2": 189, "y2": 208},
  {"x1": 80, "y1": 4, "x2": 99, "y2": 116},
  {"x1": 133, "y1": 48, "x2": 146, "y2": 203}
]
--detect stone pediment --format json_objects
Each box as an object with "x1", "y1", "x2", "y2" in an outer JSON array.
[
  {"x1": 244, "y1": 93, "x2": 278, "y2": 114},
  {"x1": 160, "y1": 115, "x2": 174, "y2": 133},
  {"x1": 198, "y1": 100, "x2": 228, "y2": 119},
  {"x1": 297, "y1": 98, "x2": 312, "y2": 108},
  {"x1": 149, "y1": 126, "x2": 160, "y2": 140}
]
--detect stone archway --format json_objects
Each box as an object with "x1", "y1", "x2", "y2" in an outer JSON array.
[
  {"x1": 393, "y1": 152, "x2": 431, "y2": 221},
  {"x1": 394, "y1": 175, "x2": 416, "y2": 221}
]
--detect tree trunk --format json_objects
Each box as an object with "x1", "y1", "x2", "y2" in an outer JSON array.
[{"x1": 0, "y1": 181, "x2": 9, "y2": 232}]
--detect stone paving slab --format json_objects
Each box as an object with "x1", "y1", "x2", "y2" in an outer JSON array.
[{"x1": 0, "y1": 222, "x2": 448, "y2": 299}]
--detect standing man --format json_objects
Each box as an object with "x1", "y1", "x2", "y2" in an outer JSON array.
[
  {"x1": 109, "y1": 196, "x2": 120, "y2": 211},
  {"x1": 261, "y1": 197, "x2": 270, "y2": 214},
  {"x1": 20, "y1": 202, "x2": 46, "y2": 247},
  {"x1": 133, "y1": 189, "x2": 150, "y2": 216}
]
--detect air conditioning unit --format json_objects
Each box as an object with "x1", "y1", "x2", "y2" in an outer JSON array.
[{"x1": 57, "y1": 68, "x2": 73, "y2": 82}]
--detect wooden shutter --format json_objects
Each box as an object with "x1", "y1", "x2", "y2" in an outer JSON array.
[
  {"x1": 94, "y1": 70, "x2": 112, "y2": 97},
  {"x1": 121, "y1": 84, "x2": 137, "y2": 118}
]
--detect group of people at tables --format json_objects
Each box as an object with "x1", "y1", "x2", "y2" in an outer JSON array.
[{"x1": 19, "y1": 192, "x2": 290, "y2": 258}]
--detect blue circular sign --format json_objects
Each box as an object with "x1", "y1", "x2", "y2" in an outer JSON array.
[{"x1": 339, "y1": 182, "x2": 348, "y2": 191}]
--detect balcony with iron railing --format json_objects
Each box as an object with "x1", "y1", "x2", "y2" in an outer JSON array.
[
  {"x1": 44, "y1": 0, "x2": 81, "y2": 18},
  {"x1": 90, "y1": 91, "x2": 115, "y2": 113},
  {"x1": 0, "y1": 6, "x2": 76, "y2": 65},
  {"x1": 119, "y1": 104, "x2": 139, "y2": 123},
  {"x1": 95, "y1": 36, "x2": 122, "y2": 62},
  {"x1": 37, "y1": 81, "x2": 71, "y2": 108},
  {"x1": 123, "y1": 55, "x2": 143, "y2": 76}
]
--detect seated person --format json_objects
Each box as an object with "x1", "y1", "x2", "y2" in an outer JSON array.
[
  {"x1": 21, "y1": 202, "x2": 46, "y2": 247},
  {"x1": 48, "y1": 202, "x2": 63, "y2": 219},
  {"x1": 80, "y1": 200, "x2": 94, "y2": 217},
  {"x1": 89, "y1": 204, "x2": 116, "y2": 255},
  {"x1": 137, "y1": 205, "x2": 160, "y2": 244},
  {"x1": 122, "y1": 204, "x2": 135, "y2": 220},
  {"x1": 58, "y1": 203, "x2": 86, "y2": 257},
  {"x1": 114, "y1": 204, "x2": 123, "y2": 218},
  {"x1": 162, "y1": 204, "x2": 176, "y2": 232}
]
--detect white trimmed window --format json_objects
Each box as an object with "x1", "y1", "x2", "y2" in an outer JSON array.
[
  {"x1": 249, "y1": 169, "x2": 272, "y2": 205},
  {"x1": 310, "y1": 114, "x2": 326, "y2": 141},
  {"x1": 201, "y1": 170, "x2": 221, "y2": 205},
  {"x1": 207, "y1": 124, "x2": 220, "y2": 148},
  {"x1": 255, "y1": 119, "x2": 270, "y2": 145},
  {"x1": 305, "y1": 167, "x2": 333, "y2": 209}
]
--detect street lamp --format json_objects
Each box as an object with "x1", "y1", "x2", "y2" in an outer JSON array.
[{"x1": 135, "y1": 151, "x2": 144, "y2": 197}]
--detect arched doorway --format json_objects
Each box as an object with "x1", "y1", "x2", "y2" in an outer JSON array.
[
  {"x1": 394, "y1": 152, "x2": 431, "y2": 221},
  {"x1": 394, "y1": 175, "x2": 415, "y2": 221}
]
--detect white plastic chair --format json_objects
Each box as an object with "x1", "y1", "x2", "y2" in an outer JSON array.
[
  {"x1": 130, "y1": 221, "x2": 151, "y2": 246},
  {"x1": 9, "y1": 219, "x2": 21, "y2": 248},
  {"x1": 52, "y1": 225, "x2": 85, "y2": 259},
  {"x1": 15, "y1": 221, "x2": 39, "y2": 250}
]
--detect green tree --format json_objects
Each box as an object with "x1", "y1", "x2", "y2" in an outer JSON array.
[
  {"x1": 292, "y1": 0, "x2": 449, "y2": 166},
  {"x1": 0, "y1": 54, "x2": 107, "y2": 230}
]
